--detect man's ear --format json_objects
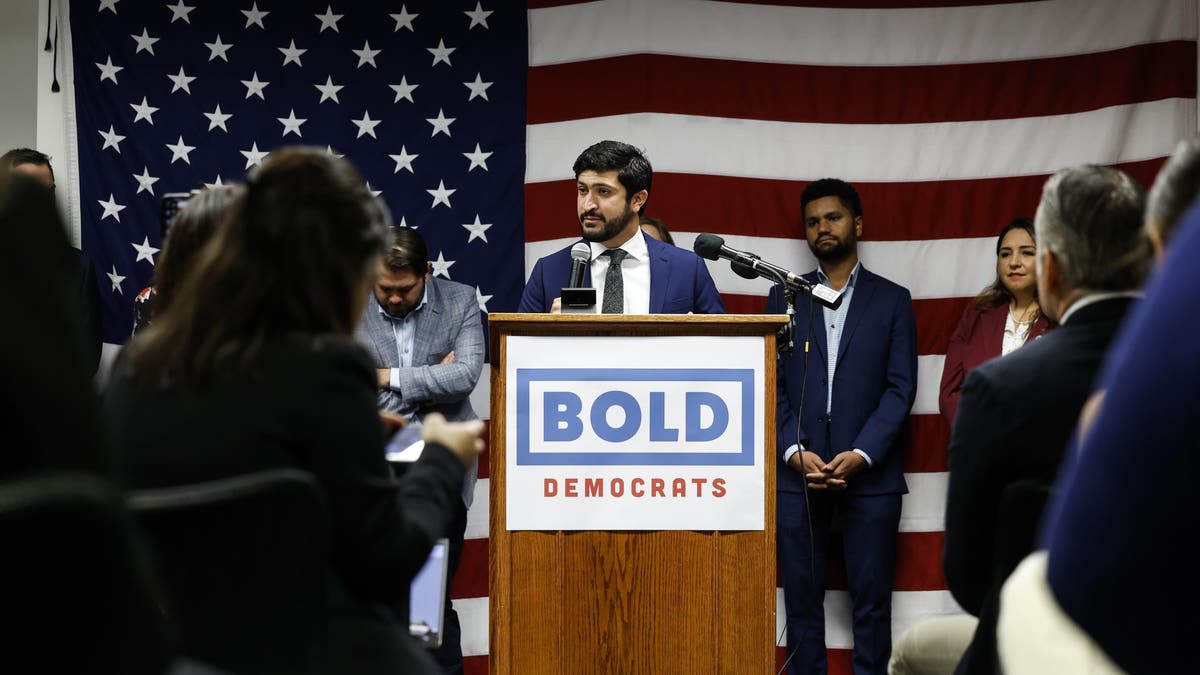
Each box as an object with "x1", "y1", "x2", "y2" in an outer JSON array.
[
  {"x1": 630, "y1": 189, "x2": 648, "y2": 214},
  {"x1": 854, "y1": 215, "x2": 863, "y2": 239},
  {"x1": 425, "y1": 261, "x2": 434, "y2": 279},
  {"x1": 1041, "y1": 249, "x2": 1061, "y2": 294}
]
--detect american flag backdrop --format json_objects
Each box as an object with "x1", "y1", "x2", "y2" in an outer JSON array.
[
  {"x1": 53, "y1": 1, "x2": 1196, "y2": 674},
  {"x1": 68, "y1": 0, "x2": 526, "y2": 343}
]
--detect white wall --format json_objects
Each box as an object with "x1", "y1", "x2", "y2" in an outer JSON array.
[{"x1": 0, "y1": 0, "x2": 39, "y2": 156}]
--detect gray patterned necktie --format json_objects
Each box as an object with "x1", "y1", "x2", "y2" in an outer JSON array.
[{"x1": 601, "y1": 248, "x2": 628, "y2": 314}]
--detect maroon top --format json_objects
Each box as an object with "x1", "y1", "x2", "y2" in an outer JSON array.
[{"x1": 938, "y1": 302, "x2": 1050, "y2": 426}]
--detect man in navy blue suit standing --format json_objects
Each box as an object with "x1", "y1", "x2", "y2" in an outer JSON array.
[
  {"x1": 768, "y1": 178, "x2": 918, "y2": 675},
  {"x1": 518, "y1": 140, "x2": 724, "y2": 315}
]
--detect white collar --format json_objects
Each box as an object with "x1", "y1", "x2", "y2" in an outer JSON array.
[{"x1": 589, "y1": 226, "x2": 649, "y2": 262}]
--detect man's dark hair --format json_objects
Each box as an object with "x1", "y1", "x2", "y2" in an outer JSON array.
[
  {"x1": 572, "y1": 140, "x2": 652, "y2": 213},
  {"x1": 154, "y1": 185, "x2": 244, "y2": 317},
  {"x1": 383, "y1": 226, "x2": 429, "y2": 275},
  {"x1": 1, "y1": 148, "x2": 54, "y2": 180},
  {"x1": 800, "y1": 178, "x2": 862, "y2": 219}
]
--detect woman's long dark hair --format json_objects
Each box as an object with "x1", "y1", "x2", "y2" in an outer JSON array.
[
  {"x1": 973, "y1": 218, "x2": 1041, "y2": 318},
  {"x1": 128, "y1": 147, "x2": 390, "y2": 384},
  {"x1": 152, "y1": 185, "x2": 244, "y2": 318}
]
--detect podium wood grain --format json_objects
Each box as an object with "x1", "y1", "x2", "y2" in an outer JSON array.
[{"x1": 489, "y1": 314, "x2": 784, "y2": 674}]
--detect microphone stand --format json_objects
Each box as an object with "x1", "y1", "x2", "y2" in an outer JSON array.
[
  {"x1": 739, "y1": 258, "x2": 795, "y2": 354},
  {"x1": 780, "y1": 286, "x2": 796, "y2": 354}
]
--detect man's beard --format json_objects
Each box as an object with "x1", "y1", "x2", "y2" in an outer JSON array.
[
  {"x1": 809, "y1": 234, "x2": 855, "y2": 263},
  {"x1": 579, "y1": 203, "x2": 636, "y2": 243}
]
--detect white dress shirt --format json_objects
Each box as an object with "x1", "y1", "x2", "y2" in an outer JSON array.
[
  {"x1": 588, "y1": 228, "x2": 651, "y2": 314},
  {"x1": 382, "y1": 284, "x2": 429, "y2": 392}
]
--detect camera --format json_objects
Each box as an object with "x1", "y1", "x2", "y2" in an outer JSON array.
[{"x1": 159, "y1": 191, "x2": 198, "y2": 239}]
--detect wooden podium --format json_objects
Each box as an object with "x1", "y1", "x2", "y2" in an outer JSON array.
[{"x1": 488, "y1": 314, "x2": 786, "y2": 674}]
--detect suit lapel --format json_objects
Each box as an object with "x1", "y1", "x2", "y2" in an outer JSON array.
[
  {"x1": 835, "y1": 268, "x2": 876, "y2": 373},
  {"x1": 410, "y1": 277, "x2": 442, "y2": 365},
  {"x1": 648, "y1": 236, "x2": 670, "y2": 313},
  {"x1": 367, "y1": 301, "x2": 399, "y2": 367}
]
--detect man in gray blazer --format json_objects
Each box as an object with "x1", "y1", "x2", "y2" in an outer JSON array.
[{"x1": 356, "y1": 226, "x2": 484, "y2": 675}]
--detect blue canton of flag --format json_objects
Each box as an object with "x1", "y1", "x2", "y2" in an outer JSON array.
[{"x1": 69, "y1": 0, "x2": 527, "y2": 344}]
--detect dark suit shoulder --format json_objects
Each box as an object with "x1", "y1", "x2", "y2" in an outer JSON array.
[
  {"x1": 964, "y1": 302, "x2": 1124, "y2": 411},
  {"x1": 857, "y1": 266, "x2": 912, "y2": 300}
]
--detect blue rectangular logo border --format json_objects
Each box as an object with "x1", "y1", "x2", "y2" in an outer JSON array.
[{"x1": 515, "y1": 368, "x2": 755, "y2": 466}]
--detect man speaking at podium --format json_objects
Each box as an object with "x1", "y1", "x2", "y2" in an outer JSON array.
[{"x1": 518, "y1": 140, "x2": 725, "y2": 315}]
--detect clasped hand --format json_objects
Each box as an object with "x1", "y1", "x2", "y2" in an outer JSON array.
[{"x1": 787, "y1": 450, "x2": 866, "y2": 491}]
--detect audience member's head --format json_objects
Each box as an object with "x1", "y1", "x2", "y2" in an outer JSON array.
[
  {"x1": 152, "y1": 185, "x2": 244, "y2": 318},
  {"x1": 973, "y1": 218, "x2": 1040, "y2": 311},
  {"x1": 573, "y1": 140, "x2": 652, "y2": 214},
  {"x1": 374, "y1": 226, "x2": 432, "y2": 318},
  {"x1": 1145, "y1": 137, "x2": 1200, "y2": 260},
  {"x1": 130, "y1": 146, "x2": 390, "y2": 382},
  {"x1": 639, "y1": 215, "x2": 675, "y2": 246},
  {"x1": 1033, "y1": 165, "x2": 1150, "y2": 323},
  {"x1": 0, "y1": 170, "x2": 106, "y2": 475},
  {"x1": 1, "y1": 147, "x2": 55, "y2": 190}
]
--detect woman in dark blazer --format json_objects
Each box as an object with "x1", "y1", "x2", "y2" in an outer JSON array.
[
  {"x1": 104, "y1": 147, "x2": 482, "y2": 675},
  {"x1": 938, "y1": 218, "x2": 1051, "y2": 426}
]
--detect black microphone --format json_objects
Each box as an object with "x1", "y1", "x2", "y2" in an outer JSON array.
[
  {"x1": 694, "y1": 233, "x2": 843, "y2": 309},
  {"x1": 568, "y1": 242, "x2": 590, "y2": 288}
]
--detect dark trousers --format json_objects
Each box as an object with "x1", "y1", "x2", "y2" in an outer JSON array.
[
  {"x1": 777, "y1": 487, "x2": 902, "y2": 675},
  {"x1": 430, "y1": 497, "x2": 468, "y2": 674}
]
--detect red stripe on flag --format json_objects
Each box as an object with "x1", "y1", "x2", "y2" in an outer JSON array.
[
  {"x1": 451, "y1": 537, "x2": 489, "y2": 600},
  {"x1": 777, "y1": 647, "x2": 854, "y2": 675},
  {"x1": 524, "y1": 157, "x2": 1167, "y2": 243},
  {"x1": 477, "y1": 421, "x2": 491, "y2": 480},
  {"x1": 915, "y1": 297, "x2": 968, "y2": 356},
  {"x1": 719, "y1": 294, "x2": 967, "y2": 358},
  {"x1": 900, "y1": 414, "x2": 950, "y2": 474},
  {"x1": 775, "y1": 531, "x2": 947, "y2": 592},
  {"x1": 463, "y1": 654, "x2": 487, "y2": 675},
  {"x1": 529, "y1": 42, "x2": 1195, "y2": 125}
]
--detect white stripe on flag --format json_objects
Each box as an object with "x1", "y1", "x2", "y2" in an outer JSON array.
[
  {"x1": 525, "y1": 100, "x2": 1194, "y2": 184},
  {"x1": 454, "y1": 595, "x2": 490, "y2": 658},
  {"x1": 530, "y1": 0, "x2": 1196, "y2": 67},
  {"x1": 915, "y1": 355, "x2": 944, "y2": 417},
  {"x1": 901, "y1": 471, "x2": 949, "y2": 533},
  {"x1": 775, "y1": 588, "x2": 966, "y2": 649},
  {"x1": 470, "y1": 367, "x2": 491, "y2": 422},
  {"x1": 468, "y1": 472, "x2": 947, "y2": 539},
  {"x1": 524, "y1": 236, "x2": 997, "y2": 301},
  {"x1": 465, "y1": 478, "x2": 490, "y2": 541}
]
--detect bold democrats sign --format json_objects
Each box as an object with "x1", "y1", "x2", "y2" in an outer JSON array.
[
  {"x1": 516, "y1": 368, "x2": 755, "y2": 466},
  {"x1": 505, "y1": 335, "x2": 765, "y2": 531}
]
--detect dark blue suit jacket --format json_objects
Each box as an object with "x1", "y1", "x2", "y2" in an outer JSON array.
[
  {"x1": 766, "y1": 266, "x2": 917, "y2": 496},
  {"x1": 517, "y1": 234, "x2": 726, "y2": 314},
  {"x1": 1039, "y1": 213, "x2": 1200, "y2": 675}
]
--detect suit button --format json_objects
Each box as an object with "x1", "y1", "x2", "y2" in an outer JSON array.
[{"x1": 821, "y1": 377, "x2": 828, "y2": 384}]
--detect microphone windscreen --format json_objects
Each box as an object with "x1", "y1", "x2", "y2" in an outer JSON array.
[
  {"x1": 571, "y1": 242, "x2": 591, "y2": 262},
  {"x1": 731, "y1": 259, "x2": 760, "y2": 280},
  {"x1": 693, "y1": 233, "x2": 724, "y2": 260}
]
